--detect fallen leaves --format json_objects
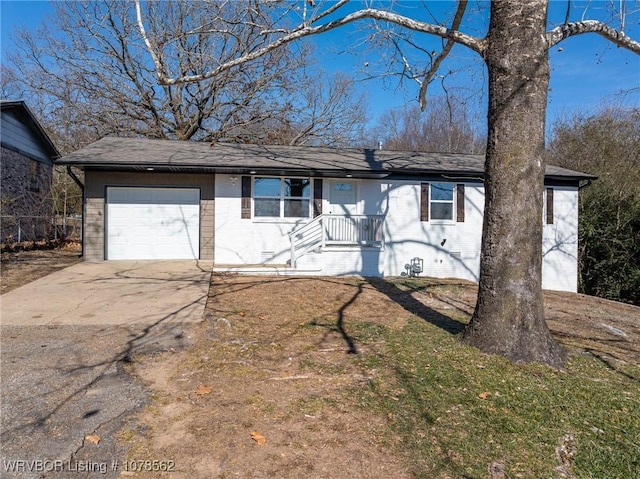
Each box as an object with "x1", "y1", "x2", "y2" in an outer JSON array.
[
  {"x1": 195, "y1": 384, "x2": 212, "y2": 395},
  {"x1": 85, "y1": 435, "x2": 100, "y2": 445},
  {"x1": 251, "y1": 431, "x2": 266, "y2": 445},
  {"x1": 478, "y1": 392, "x2": 491, "y2": 400}
]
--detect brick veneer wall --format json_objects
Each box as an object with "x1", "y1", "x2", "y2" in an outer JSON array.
[{"x1": 1, "y1": 146, "x2": 53, "y2": 240}]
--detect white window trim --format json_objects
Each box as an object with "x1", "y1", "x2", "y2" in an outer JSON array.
[{"x1": 429, "y1": 182, "x2": 456, "y2": 224}]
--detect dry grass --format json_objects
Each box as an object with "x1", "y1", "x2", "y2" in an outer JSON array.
[
  {"x1": 0, "y1": 245, "x2": 81, "y2": 294},
  {"x1": 122, "y1": 275, "x2": 640, "y2": 479}
]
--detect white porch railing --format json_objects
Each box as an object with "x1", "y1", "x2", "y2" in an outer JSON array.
[
  {"x1": 289, "y1": 214, "x2": 384, "y2": 268},
  {"x1": 289, "y1": 215, "x2": 324, "y2": 268}
]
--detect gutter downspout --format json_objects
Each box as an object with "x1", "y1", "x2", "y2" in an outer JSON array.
[
  {"x1": 578, "y1": 178, "x2": 594, "y2": 190},
  {"x1": 66, "y1": 165, "x2": 85, "y2": 258}
]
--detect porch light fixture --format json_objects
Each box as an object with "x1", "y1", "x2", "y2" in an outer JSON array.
[
  {"x1": 229, "y1": 176, "x2": 238, "y2": 185},
  {"x1": 146, "y1": 167, "x2": 154, "y2": 171},
  {"x1": 249, "y1": 170, "x2": 257, "y2": 174},
  {"x1": 345, "y1": 174, "x2": 353, "y2": 178}
]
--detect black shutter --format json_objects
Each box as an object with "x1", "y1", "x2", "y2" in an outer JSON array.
[
  {"x1": 420, "y1": 183, "x2": 429, "y2": 221},
  {"x1": 546, "y1": 188, "x2": 554, "y2": 225},
  {"x1": 456, "y1": 184, "x2": 465, "y2": 222},
  {"x1": 241, "y1": 176, "x2": 251, "y2": 219},
  {"x1": 313, "y1": 178, "x2": 323, "y2": 217}
]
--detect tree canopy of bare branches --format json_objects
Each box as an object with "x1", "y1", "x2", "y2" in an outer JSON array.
[
  {"x1": 2, "y1": 0, "x2": 367, "y2": 152},
  {"x1": 368, "y1": 97, "x2": 486, "y2": 154}
]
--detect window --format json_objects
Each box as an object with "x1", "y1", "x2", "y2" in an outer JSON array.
[
  {"x1": 253, "y1": 177, "x2": 310, "y2": 218},
  {"x1": 254, "y1": 178, "x2": 281, "y2": 217},
  {"x1": 420, "y1": 182, "x2": 465, "y2": 222},
  {"x1": 29, "y1": 160, "x2": 40, "y2": 192},
  {"x1": 430, "y1": 183, "x2": 454, "y2": 220},
  {"x1": 333, "y1": 183, "x2": 353, "y2": 192}
]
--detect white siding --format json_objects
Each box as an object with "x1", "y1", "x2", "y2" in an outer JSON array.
[
  {"x1": 376, "y1": 181, "x2": 484, "y2": 279},
  {"x1": 215, "y1": 176, "x2": 305, "y2": 265},
  {"x1": 214, "y1": 174, "x2": 580, "y2": 292},
  {"x1": 542, "y1": 186, "x2": 579, "y2": 292}
]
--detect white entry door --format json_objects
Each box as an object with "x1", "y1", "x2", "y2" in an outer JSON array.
[
  {"x1": 106, "y1": 187, "x2": 200, "y2": 260},
  {"x1": 329, "y1": 180, "x2": 357, "y2": 215}
]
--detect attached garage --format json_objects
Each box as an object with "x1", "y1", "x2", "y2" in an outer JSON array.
[
  {"x1": 71, "y1": 168, "x2": 214, "y2": 262},
  {"x1": 106, "y1": 187, "x2": 200, "y2": 260}
]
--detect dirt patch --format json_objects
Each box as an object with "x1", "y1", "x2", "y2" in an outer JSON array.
[
  {"x1": 128, "y1": 276, "x2": 412, "y2": 478},
  {"x1": 1, "y1": 245, "x2": 81, "y2": 294},
  {"x1": 123, "y1": 275, "x2": 640, "y2": 478}
]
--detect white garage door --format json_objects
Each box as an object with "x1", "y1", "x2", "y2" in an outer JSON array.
[{"x1": 107, "y1": 187, "x2": 200, "y2": 260}]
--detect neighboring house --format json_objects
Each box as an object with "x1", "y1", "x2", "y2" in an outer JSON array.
[
  {"x1": 57, "y1": 137, "x2": 595, "y2": 292},
  {"x1": 1, "y1": 100, "x2": 60, "y2": 241}
]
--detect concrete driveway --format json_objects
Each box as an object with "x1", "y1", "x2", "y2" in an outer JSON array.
[
  {"x1": 0, "y1": 260, "x2": 212, "y2": 478},
  {"x1": 0, "y1": 260, "x2": 212, "y2": 326}
]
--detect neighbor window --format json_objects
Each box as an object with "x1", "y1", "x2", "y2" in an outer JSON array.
[
  {"x1": 29, "y1": 160, "x2": 40, "y2": 192},
  {"x1": 430, "y1": 183, "x2": 454, "y2": 220},
  {"x1": 253, "y1": 177, "x2": 310, "y2": 218}
]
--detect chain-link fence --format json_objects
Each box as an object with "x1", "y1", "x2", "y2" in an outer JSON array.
[{"x1": 1, "y1": 215, "x2": 82, "y2": 243}]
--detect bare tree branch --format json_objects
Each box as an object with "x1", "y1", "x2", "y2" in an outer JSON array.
[
  {"x1": 134, "y1": 0, "x2": 166, "y2": 80},
  {"x1": 368, "y1": 96, "x2": 485, "y2": 154},
  {"x1": 418, "y1": 0, "x2": 468, "y2": 111},
  {"x1": 135, "y1": 2, "x2": 637, "y2": 95},
  {"x1": 547, "y1": 19, "x2": 640, "y2": 51},
  {"x1": 133, "y1": 2, "x2": 485, "y2": 86}
]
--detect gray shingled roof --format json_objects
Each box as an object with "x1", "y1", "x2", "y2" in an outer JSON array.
[{"x1": 57, "y1": 136, "x2": 595, "y2": 181}]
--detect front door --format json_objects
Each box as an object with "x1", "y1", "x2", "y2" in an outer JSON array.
[{"x1": 329, "y1": 180, "x2": 357, "y2": 215}]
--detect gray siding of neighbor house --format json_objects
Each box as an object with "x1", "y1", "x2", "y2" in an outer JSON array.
[
  {"x1": 84, "y1": 171, "x2": 215, "y2": 261},
  {"x1": 1, "y1": 110, "x2": 54, "y2": 165}
]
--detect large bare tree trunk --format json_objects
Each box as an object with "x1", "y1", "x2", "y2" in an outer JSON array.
[{"x1": 462, "y1": 1, "x2": 565, "y2": 368}]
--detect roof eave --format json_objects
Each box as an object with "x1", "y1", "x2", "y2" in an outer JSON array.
[
  {"x1": 57, "y1": 161, "x2": 391, "y2": 178},
  {"x1": 1, "y1": 100, "x2": 61, "y2": 159},
  {"x1": 59, "y1": 162, "x2": 593, "y2": 182},
  {"x1": 544, "y1": 174, "x2": 598, "y2": 185}
]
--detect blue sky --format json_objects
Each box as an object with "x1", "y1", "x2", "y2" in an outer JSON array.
[{"x1": 1, "y1": 0, "x2": 638, "y2": 132}]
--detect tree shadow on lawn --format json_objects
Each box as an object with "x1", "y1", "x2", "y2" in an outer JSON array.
[
  {"x1": 367, "y1": 278, "x2": 639, "y2": 382},
  {"x1": 210, "y1": 275, "x2": 364, "y2": 355},
  {"x1": 366, "y1": 277, "x2": 466, "y2": 335},
  {"x1": 209, "y1": 274, "x2": 640, "y2": 384},
  {"x1": 208, "y1": 275, "x2": 467, "y2": 357},
  {"x1": 210, "y1": 275, "x2": 468, "y2": 358}
]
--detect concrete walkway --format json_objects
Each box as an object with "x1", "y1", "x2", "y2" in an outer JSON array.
[
  {"x1": 0, "y1": 260, "x2": 213, "y2": 326},
  {"x1": 0, "y1": 260, "x2": 212, "y2": 478}
]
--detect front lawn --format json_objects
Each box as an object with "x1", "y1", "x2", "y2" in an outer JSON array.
[{"x1": 124, "y1": 275, "x2": 640, "y2": 479}]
